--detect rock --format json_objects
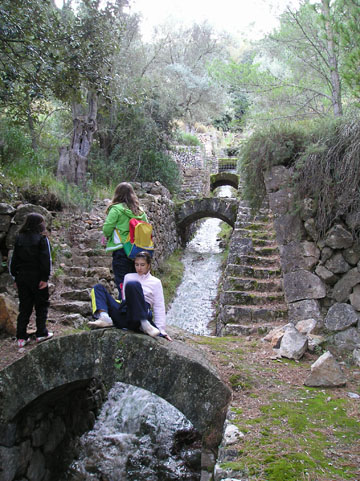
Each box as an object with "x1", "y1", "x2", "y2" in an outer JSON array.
[
  {"x1": 274, "y1": 214, "x2": 305, "y2": 245},
  {"x1": 307, "y1": 334, "x2": 327, "y2": 352},
  {"x1": 353, "y1": 348, "x2": 360, "y2": 367},
  {"x1": 333, "y1": 327, "x2": 360, "y2": 351},
  {"x1": 222, "y1": 422, "x2": 245, "y2": 445},
  {"x1": 0, "y1": 445, "x2": 20, "y2": 481},
  {"x1": 320, "y1": 246, "x2": 333, "y2": 263},
  {"x1": 284, "y1": 269, "x2": 326, "y2": 303},
  {"x1": 280, "y1": 241, "x2": 317, "y2": 274},
  {"x1": 279, "y1": 325, "x2": 308, "y2": 360},
  {"x1": 288, "y1": 299, "x2": 322, "y2": 322},
  {"x1": 295, "y1": 318, "x2": 318, "y2": 335},
  {"x1": 268, "y1": 188, "x2": 294, "y2": 216},
  {"x1": 0, "y1": 294, "x2": 18, "y2": 336},
  {"x1": 324, "y1": 303, "x2": 359, "y2": 332},
  {"x1": 343, "y1": 243, "x2": 360, "y2": 266},
  {"x1": 264, "y1": 165, "x2": 292, "y2": 193},
  {"x1": 6, "y1": 204, "x2": 52, "y2": 249},
  {"x1": 325, "y1": 252, "x2": 351, "y2": 274},
  {"x1": 304, "y1": 351, "x2": 346, "y2": 387},
  {"x1": 26, "y1": 448, "x2": 46, "y2": 481},
  {"x1": 304, "y1": 217, "x2": 318, "y2": 241},
  {"x1": 263, "y1": 323, "x2": 293, "y2": 348},
  {"x1": 349, "y1": 284, "x2": 360, "y2": 311},
  {"x1": 324, "y1": 224, "x2": 353, "y2": 249},
  {"x1": 0, "y1": 203, "x2": 16, "y2": 215},
  {"x1": 0, "y1": 214, "x2": 11, "y2": 233},
  {"x1": 300, "y1": 197, "x2": 316, "y2": 221},
  {"x1": 332, "y1": 267, "x2": 360, "y2": 303},
  {"x1": 315, "y1": 265, "x2": 339, "y2": 285}
]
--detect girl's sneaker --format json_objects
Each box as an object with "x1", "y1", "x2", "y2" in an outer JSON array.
[
  {"x1": 36, "y1": 332, "x2": 54, "y2": 343},
  {"x1": 17, "y1": 338, "x2": 30, "y2": 348}
]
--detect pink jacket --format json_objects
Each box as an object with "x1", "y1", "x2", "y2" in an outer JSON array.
[{"x1": 122, "y1": 272, "x2": 167, "y2": 334}]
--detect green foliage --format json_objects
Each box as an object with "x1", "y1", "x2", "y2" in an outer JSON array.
[
  {"x1": 155, "y1": 249, "x2": 184, "y2": 309},
  {"x1": 176, "y1": 131, "x2": 201, "y2": 146},
  {"x1": 240, "y1": 123, "x2": 309, "y2": 210}
]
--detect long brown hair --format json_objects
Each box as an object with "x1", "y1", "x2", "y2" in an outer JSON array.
[
  {"x1": 106, "y1": 182, "x2": 142, "y2": 215},
  {"x1": 19, "y1": 213, "x2": 46, "y2": 234}
]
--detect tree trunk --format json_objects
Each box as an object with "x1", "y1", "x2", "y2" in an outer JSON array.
[
  {"x1": 321, "y1": 0, "x2": 343, "y2": 117},
  {"x1": 57, "y1": 90, "x2": 98, "y2": 185}
]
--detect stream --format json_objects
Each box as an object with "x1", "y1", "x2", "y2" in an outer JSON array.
[{"x1": 64, "y1": 186, "x2": 234, "y2": 480}]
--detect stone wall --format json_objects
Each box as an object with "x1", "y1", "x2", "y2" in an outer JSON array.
[
  {"x1": 0, "y1": 182, "x2": 181, "y2": 299},
  {"x1": 0, "y1": 379, "x2": 105, "y2": 481},
  {"x1": 264, "y1": 165, "x2": 360, "y2": 357}
]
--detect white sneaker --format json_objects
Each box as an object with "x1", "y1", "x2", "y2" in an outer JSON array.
[
  {"x1": 140, "y1": 320, "x2": 160, "y2": 338},
  {"x1": 99, "y1": 312, "x2": 113, "y2": 325}
]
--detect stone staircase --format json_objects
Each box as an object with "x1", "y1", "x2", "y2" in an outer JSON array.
[
  {"x1": 48, "y1": 203, "x2": 115, "y2": 325},
  {"x1": 217, "y1": 200, "x2": 288, "y2": 336}
]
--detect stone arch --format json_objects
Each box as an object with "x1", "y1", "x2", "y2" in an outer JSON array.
[
  {"x1": 175, "y1": 197, "x2": 238, "y2": 244},
  {"x1": 210, "y1": 172, "x2": 239, "y2": 192},
  {"x1": 0, "y1": 330, "x2": 231, "y2": 450}
]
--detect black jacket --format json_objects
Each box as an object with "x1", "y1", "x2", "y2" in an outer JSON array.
[{"x1": 10, "y1": 233, "x2": 52, "y2": 282}]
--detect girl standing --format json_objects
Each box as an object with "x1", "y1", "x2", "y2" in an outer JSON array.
[
  {"x1": 10, "y1": 213, "x2": 53, "y2": 348},
  {"x1": 103, "y1": 182, "x2": 148, "y2": 297}
]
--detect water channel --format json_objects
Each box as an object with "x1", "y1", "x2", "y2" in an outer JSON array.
[{"x1": 64, "y1": 186, "x2": 235, "y2": 481}]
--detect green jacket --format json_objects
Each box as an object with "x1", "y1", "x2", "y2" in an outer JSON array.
[{"x1": 103, "y1": 203, "x2": 148, "y2": 252}]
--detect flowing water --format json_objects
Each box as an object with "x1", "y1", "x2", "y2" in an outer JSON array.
[{"x1": 64, "y1": 186, "x2": 234, "y2": 481}]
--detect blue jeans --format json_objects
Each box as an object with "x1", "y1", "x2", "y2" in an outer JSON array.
[{"x1": 91, "y1": 281, "x2": 153, "y2": 331}]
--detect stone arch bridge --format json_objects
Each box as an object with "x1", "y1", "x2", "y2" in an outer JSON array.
[
  {"x1": 0, "y1": 330, "x2": 231, "y2": 451},
  {"x1": 210, "y1": 172, "x2": 239, "y2": 192},
  {"x1": 175, "y1": 197, "x2": 238, "y2": 244}
]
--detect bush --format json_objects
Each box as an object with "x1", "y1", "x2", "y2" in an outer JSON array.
[
  {"x1": 176, "y1": 131, "x2": 201, "y2": 146},
  {"x1": 240, "y1": 123, "x2": 309, "y2": 210}
]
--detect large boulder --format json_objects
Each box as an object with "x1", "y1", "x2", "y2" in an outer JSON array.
[
  {"x1": 332, "y1": 268, "x2": 360, "y2": 303},
  {"x1": 288, "y1": 299, "x2": 322, "y2": 322},
  {"x1": 324, "y1": 224, "x2": 353, "y2": 250},
  {"x1": 284, "y1": 270, "x2": 326, "y2": 303},
  {"x1": 279, "y1": 325, "x2": 308, "y2": 360},
  {"x1": 304, "y1": 351, "x2": 346, "y2": 387},
  {"x1": 324, "y1": 303, "x2": 359, "y2": 332},
  {"x1": 0, "y1": 294, "x2": 18, "y2": 336}
]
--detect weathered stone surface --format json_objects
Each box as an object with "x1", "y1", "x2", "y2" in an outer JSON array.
[
  {"x1": 268, "y1": 189, "x2": 294, "y2": 215},
  {"x1": 284, "y1": 270, "x2": 326, "y2": 303},
  {"x1": 307, "y1": 334, "x2": 327, "y2": 352},
  {"x1": 0, "y1": 330, "x2": 231, "y2": 449},
  {"x1": 26, "y1": 448, "x2": 46, "y2": 481},
  {"x1": 279, "y1": 325, "x2": 308, "y2": 360},
  {"x1": 288, "y1": 299, "x2": 321, "y2": 322},
  {"x1": 0, "y1": 294, "x2": 18, "y2": 336},
  {"x1": 0, "y1": 445, "x2": 19, "y2": 481},
  {"x1": 304, "y1": 217, "x2": 318, "y2": 241},
  {"x1": 324, "y1": 224, "x2": 353, "y2": 249},
  {"x1": 280, "y1": 241, "x2": 317, "y2": 273},
  {"x1": 325, "y1": 252, "x2": 351, "y2": 274},
  {"x1": 332, "y1": 267, "x2": 360, "y2": 302},
  {"x1": 0, "y1": 214, "x2": 11, "y2": 232},
  {"x1": 315, "y1": 265, "x2": 339, "y2": 285},
  {"x1": 343, "y1": 243, "x2": 360, "y2": 266},
  {"x1": 349, "y1": 284, "x2": 360, "y2": 311},
  {"x1": 0, "y1": 203, "x2": 15, "y2": 215},
  {"x1": 295, "y1": 318, "x2": 318, "y2": 335},
  {"x1": 304, "y1": 351, "x2": 346, "y2": 387},
  {"x1": 324, "y1": 303, "x2": 359, "y2": 331},
  {"x1": 320, "y1": 246, "x2": 333, "y2": 263},
  {"x1": 274, "y1": 214, "x2": 305, "y2": 245},
  {"x1": 300, "y1": 197, "x2": 316, "y2": 221},
  {"x1": 264, "y1": 165, "x2": 292, "y2": 193},
  {"x1": 353, "y1": 348, "x2": 360, "y2": 367},
  {"x1": 263, "y1": 323, "x2": 293, "y2": 348},
  {"x1": 333, "y1": 327, "x2": 360, "y2": 351},
  {"x1": 345, "y1": 211, "x2": 360, "y2": 231}
]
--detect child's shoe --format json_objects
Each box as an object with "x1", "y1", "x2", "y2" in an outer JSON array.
[
  {"x1": 17, "y1": 338, "x2": 30, "y2": 348},
  {"x1": 99, "y1": 311, "x2": 113, "y2": 325},
  {"x1": 36, "y1": 332, "x2": 54, "y2": 343}
]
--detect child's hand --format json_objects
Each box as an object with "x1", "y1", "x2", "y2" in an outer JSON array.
[{"x1": 38, "y1": 281, "x2": 48, "y2": 289}]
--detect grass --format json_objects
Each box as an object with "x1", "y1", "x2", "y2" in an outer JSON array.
[{"x1": 155, "y1": 249, "x2": 185, "y2": 309}]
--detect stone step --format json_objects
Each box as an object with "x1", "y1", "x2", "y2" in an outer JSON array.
[
  {"x1": 60, "y1": 289, "x2": 91, "y2": 301},
  {"x1": 223, "y1": 277, "x2": 283, "y2": 292},
  {"x1": 228, "y1": 254, "x2": 280, "y2": 267},
  {"x1": 221, "y1": 304, "x2": 288, "y2": 324},
  {"x1": 222, "y1": 322, "x2": 282, "y2": 336},
  {"x1": 61, "y1": 266, "x2": 111, "y2": 279},
  {"x1": 233, "y1": 228, "x2": 276, "y2": 240},
  {"x1": 63, "y1": 277, "x2": 104, "y2": 289},
  {"x1": 225, "y1": 264, "x2": 282, "y2": 279},
  {"x1": 253, "y1": 246, "x2": 279, "y2": 257},
  {"x1": 51, "y1": 300, "x2": 92, "y2": 316},
  {"x1": 221, "y1": 290, "x2": 285, "y2": 306}
]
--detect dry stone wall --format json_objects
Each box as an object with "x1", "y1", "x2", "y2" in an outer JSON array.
[{"x1": 264, "y1": 165, "x2": 360, "y2": 357}]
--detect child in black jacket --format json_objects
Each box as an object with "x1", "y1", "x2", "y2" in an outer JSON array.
[{"x1": 10, "y1": 213, "x2": 53, "y2": 348}]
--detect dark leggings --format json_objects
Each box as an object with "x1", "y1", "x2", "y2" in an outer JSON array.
[
  {"x1": 112, "y1": 248, "x2": 135, "y2": 297},
  {"x1": 16, "y1": 274, "x2": 49, "y2": 339}
]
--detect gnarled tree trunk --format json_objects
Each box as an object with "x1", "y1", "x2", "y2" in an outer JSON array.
[{"x1": 57, "y1": 90, "x2": 98, "y2": 185}]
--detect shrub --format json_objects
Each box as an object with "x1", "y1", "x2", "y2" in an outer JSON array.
[{"x1": 176, "y1": 131, "x2": 201, "y2": 146}]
